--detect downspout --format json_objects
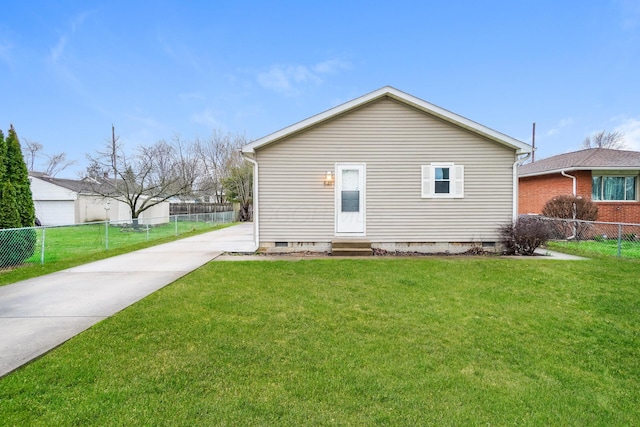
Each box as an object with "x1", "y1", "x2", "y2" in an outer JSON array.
[
  {"x1": 560, "y1": 170, "x2": 578, "y2": 239},
  {"x1": 513, "y1": 152, "x2": 531, "y2": 220},
  {"x1": 241, "y1": 152, "x2": 259, "y2": 250},
  {"x1": 560, "y1": 170, "x2": 577, "y2": 196}
]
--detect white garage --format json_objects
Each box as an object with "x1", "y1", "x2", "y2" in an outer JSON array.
[
  {"x1": 29, "y1": 174, "x2": 78, "y2": 226},
  {"x1": 33, "y1": 199, "x2": 76, "y2": 226},
  {"x1": 29, "y1": 172, "x2": 171, "y2": 226}
]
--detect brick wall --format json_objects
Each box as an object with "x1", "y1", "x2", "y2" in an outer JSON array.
[
  {"x1": 596, "y1": 202, "x2": 640, "y2": 223},
  {"x1": 519, "y1": 170, "x2": 640, "y2": 223},
  {"x1": 518, "y1": 173, "x2": 576, "y2": 214}
]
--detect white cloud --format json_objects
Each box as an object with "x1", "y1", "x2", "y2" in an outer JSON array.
[
  {"x1": 257, "y1": 65, "x2": 320, "y2": 94},
  {"x1": 257, "y1": 58, "x2": 352, "y2": 96},
  {"x1": 615, "y1": 117, "x2": 640, "y2": 150},
  {"x1": 50, "y1": 36, "x2": 67, "y2": 62},
  {"x1": 545, "y1": 117, "x2": 574, "y2": 137},
  {"x1": 0, "y1": 40, "x2": 12, "y2": 65},
  {"x1": 192, "y1": 108, "x2": 223, "y2": 129},
  {"x1": 179, "y1": 91, "x2": 205, "y2": 101},
  {"x1": 49, "y1": 11, "x2": 90, "y2": 63},
  {"x1": 127, "y1": 114, "x2": 163, "y2": 129},
  {"x1": 313, "y1": 59, "x2": 351, "y2": 74},
  {"x1": 156, "y1": 33, "x2": 202, "y2": 72},
  {"x1": 618, "y1": 0, "x2": 640, "y2": 30},
  {"x1": 70, "y1": 11, "x2": 89, "y2": 32}
]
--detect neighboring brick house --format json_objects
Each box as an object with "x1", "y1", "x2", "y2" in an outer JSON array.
[{"x1": 518, "y1": 148, "x2": 640, "y2": 223}]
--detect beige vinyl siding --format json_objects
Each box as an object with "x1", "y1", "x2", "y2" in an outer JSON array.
[{"x1": 256, "y1": 97, "x2": 516, "y2": 243}]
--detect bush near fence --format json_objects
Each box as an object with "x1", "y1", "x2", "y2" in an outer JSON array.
[
  {"x1": 538, "y1": 216, "x2": 640, "y2": 258},
  {"x1": 0, "y1": 227, "x2": 37, "y2": 267},
  {"x1": 0, "y1": 212, "x2": 235, "y2": 269}
]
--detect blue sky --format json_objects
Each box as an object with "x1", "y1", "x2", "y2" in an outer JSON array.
[{"x1": 1, "y1": 1, "x2": 639, "y2": 177}]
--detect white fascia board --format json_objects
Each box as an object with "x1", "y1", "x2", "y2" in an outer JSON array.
[{"x1": 241, "y1": 86, "x2": 532, "y2": 154}]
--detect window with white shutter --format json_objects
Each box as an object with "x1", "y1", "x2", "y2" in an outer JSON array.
[{"x1": 421, "y1": 163, "x2": 464, "y2": 198}]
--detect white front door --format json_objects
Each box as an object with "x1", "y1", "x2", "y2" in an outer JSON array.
[{"x1": 335, "y1": 163, "x2": 365, "y2": 235}]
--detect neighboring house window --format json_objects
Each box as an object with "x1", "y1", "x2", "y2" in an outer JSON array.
[
  {"x1": 592, "y1": 176, "x2": 637, "y2": 201},
  {"x1": 421, "y1": 163, "x2": 464, "y2": 198}
]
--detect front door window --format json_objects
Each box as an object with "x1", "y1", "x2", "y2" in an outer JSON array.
[{"x1": 335, "y1": 164, "x2": 365, "y2": 234}]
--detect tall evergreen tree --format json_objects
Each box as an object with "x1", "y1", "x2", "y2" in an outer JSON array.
[
  {"x1": 0, "y1": 130, "x2": 6, "y2": 182},
  {"x1": 0, "y1": 182, "x2": 21, "y2": 229},
  {"x1": 4, "y1": 125, "x2": 35, "y2": 227},
  {"x1": 0, "y1": 129, "x2": 8, "y2": 228},
  {"x1": 0, "y1": 180, "x2": 36, "y2": 266},
  {"x1": 0, "y1": 126, "x2": 37, "y2": 267}
]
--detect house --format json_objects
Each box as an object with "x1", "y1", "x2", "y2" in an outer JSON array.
[
  {"x1": 518, "y1": 148, "x2": 640, "y2": 223},
  {"x1": 241, "y1": 86, "x2": 532, "y2": 254},
  {"x1": 29, "y1": 172, "x2": 170, "y2": 226}
]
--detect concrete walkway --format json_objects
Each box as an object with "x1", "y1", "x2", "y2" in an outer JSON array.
[
  {"x1": 533, "y1": 248, "x2": 588, "y2": 260},
  {"x1": 0, "y1": 223, "x2": 256, "y2": 378}
]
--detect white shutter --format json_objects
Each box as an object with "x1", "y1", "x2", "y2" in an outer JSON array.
[
  {"x1": 453, "y1": 165, "x2": 464, "y2": 198},
  {"x1": 421, "y1": 165, "x2": 432, "y2": 198}
]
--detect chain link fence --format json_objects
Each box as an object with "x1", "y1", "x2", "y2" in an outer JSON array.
[
  {"x1": 0, "y1": 212, "x2": 235, "y2": 270},
  {"x1": 539, "y1": 216, "x2": 640, "y2": 259}
]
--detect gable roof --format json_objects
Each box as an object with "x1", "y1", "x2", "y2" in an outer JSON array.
[
  {"x1": 519, "y1": 148, "x2": 640, "y2": 177},
  {"x1": 29, "y1": 172, "x2": 112, "y2": 194},
  {"x1": 242, "y1": 86, "x2": 532, "y2": 155}
]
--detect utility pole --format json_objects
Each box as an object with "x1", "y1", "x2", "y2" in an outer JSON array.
[
  {"x1": 531, "y1": 122, "x2": 536, "y2": 162},
  {"x1": 111, "y1": 124, "x2": 118, "y2": 185}
]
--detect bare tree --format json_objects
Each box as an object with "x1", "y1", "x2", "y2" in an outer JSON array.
[
  {"x1": 194, "y1": 131, "x2": 246, "y2": 203},
  {"x1": 84, "y1": 128, "x2": 198, "y2": 225},
  {"x1": 222, "y1": 157, "x2": 253, "y2": 221},
  {"x1": 582, "y1": 130, "x2": 626, "y2": 149},
  {"x1": 22, "y1": 138, "x2": 75, "y2": 176},
  {"x1": 22, "y1": 138, "x2": 43, "y2": 171},
  {"x1": 43, "y1": 152, "x2": 76, "y2": 177}
]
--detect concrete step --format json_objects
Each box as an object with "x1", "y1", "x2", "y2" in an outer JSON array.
[
  {"x1": 331, "y1": 239, "x2": 371, "y2": 249},
  {"x1": 331, "y1": 247, "x2": 373, "y2": 257},
  {"x1": 331, "y1": 239, "x2": 372, "y2": 256}
]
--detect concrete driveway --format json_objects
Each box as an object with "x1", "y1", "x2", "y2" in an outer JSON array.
[{"x1": 0, "y1": 222, "x2": 256, "y2": 378}]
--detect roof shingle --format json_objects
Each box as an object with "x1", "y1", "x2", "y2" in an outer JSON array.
[{"x1": 519, "y1": 148, "x2": 640, "y2": 177}]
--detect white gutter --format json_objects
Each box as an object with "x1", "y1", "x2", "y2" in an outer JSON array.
[
  {"x1": 513, "y1": 152, "x2": 532, "y2": 219},
  {"x1": 560, "y1": 170, "x2": 579, "y2": 239},
  {"x1": 241, "y1": 153, "x2": 260, "y2": 249},
  {"x1": 520, "y1": 166, "x2": 640, "y2": 178},
  {"x1": 561, "y1": 170, "x2": 577, "y2": 196}
]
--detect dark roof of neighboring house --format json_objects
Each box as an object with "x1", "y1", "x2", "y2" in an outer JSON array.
[
  {"x1": 519, "y1": 148, "x2": 640, "y2": 177},
  {"x1": 29, "y1": 172, "x2": 109, "y2": 194}
]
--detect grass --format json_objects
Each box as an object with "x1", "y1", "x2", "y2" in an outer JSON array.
[
  {"x1": 548, "y1": 239, "x2": 640, "y2": 259},
  {"x1": 0, "y1": 257, "x2": 638, "y2": 425},
  {"x1": 0, "y1": 222, "x2": 234, "y2": 287}
]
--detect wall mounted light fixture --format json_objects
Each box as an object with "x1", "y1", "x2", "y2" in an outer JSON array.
[{"x1": 324, "y1": 170, "x2": 334, "y2": 186}]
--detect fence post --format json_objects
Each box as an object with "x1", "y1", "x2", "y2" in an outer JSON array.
[
  {"x1": 175, "y1": 215, "x2": 178, "y2": 236},
  {"x1": 146, "y1": 224, "x2": 150, "y2": 241},
  {"x1": 618, "y1": 223, "x2": 622, "y2": 258},
  {"x1": 40, "y1": 227, "x2": 46, "y2": 265},
  {"x1": 106, "y1": 220, "x2": 109, "y2": 250}
]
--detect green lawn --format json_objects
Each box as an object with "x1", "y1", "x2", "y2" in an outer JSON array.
[
  {"x1": 1, "y1": 258, "x2": 638, "y2": 425},
  {"x1": 30, "y1": 220, "x2": 226, "y2": 263},
  {"x1": 548, "y1": 239, "x2": 640, "y2": 259}
]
